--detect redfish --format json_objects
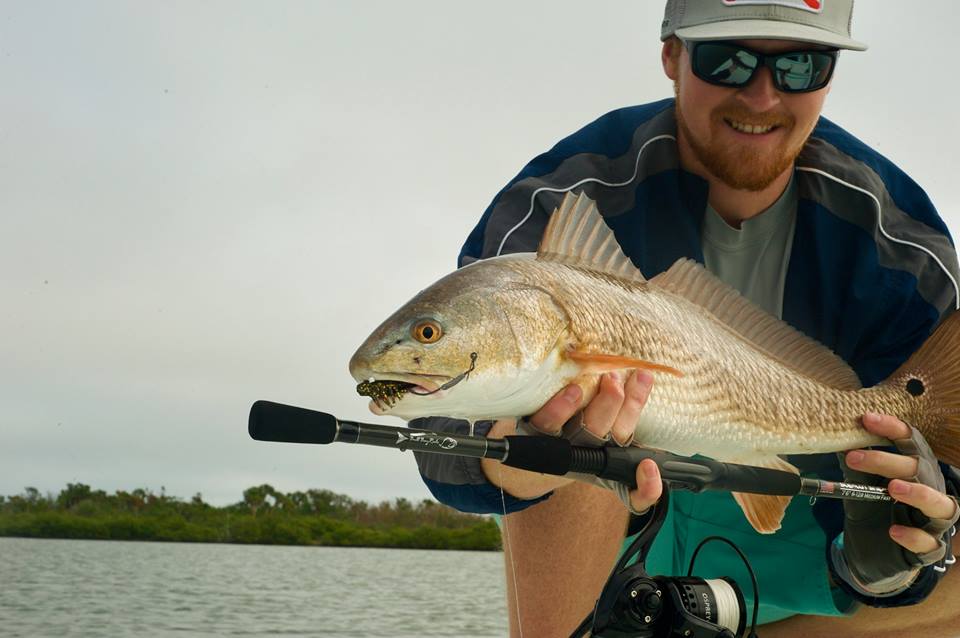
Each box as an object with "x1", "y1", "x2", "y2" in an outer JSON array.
[{"x1": 349, "y1": 192, "x2": 960, "y2": 533}]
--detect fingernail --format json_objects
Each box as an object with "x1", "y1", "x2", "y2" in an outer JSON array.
[
  {"x1": 636, "y1": 371, "x2": 653, "y2": 389},
  {"x1": 863, "y1": 412, "x2": 880, "y2": 425},
  {"x1": 562, "y1": 385, "x2": 581, "y2": 403},
  {"x1": 628, "y1": 374, "x2": 652, "y2": 399},
  {"x1": 889, "y1": 481, "x2": 910, "y2": 496},
  {"x1": 643, "y1": 461, "x2": 658, "y2": 479},
  {"x1": 890, "y1": 525, "x2": 905, "y2": 538},
  {"x1": 847, "y1": 450, "x2": 865, "y2": 465}
]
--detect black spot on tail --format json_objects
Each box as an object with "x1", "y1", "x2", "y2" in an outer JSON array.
[{"x1": 906, "y1": 378, "x2": 925, "y2": 397}]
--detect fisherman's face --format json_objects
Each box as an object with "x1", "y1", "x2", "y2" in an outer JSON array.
[{"x1": 663, "y1": 38, "x2": 831, "y2": 191}]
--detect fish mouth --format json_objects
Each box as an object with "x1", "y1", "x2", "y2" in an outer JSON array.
[{"x1": 355, "y1": 372, "x2": 450, "y2": 412}]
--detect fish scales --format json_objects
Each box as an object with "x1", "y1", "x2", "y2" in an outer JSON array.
[{"x1": 503, "y1": 256, "x2": 890, "y2": 459}]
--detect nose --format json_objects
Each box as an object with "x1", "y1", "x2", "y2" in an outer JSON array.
[
  {"x1": 348, "y1": 346, "x2": 373, "y2": 381},
  {"x1": 737, "y1": 66, "x2": 781, "y2": 112},
  {"x1": 348, "y1": 349, "x2": 363, "y2": 380}
]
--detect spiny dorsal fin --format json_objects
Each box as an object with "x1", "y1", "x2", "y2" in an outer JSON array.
[
  {"x1": 651, "y1": 258, "x2": 862, "y2": 390},
  {"x1": 537, "y1": 192, "x2": 645, "y2": 282}
]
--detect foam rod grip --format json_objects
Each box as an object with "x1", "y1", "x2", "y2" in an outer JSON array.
[
  {"x1": 720, "y1": 462, "x2": 801, "y2": 496},
  {"x1": 501, "y1": 436, "x2": 572, "y2": 476},
  {"x1": 248, "y1": 400, "x2": 338, "y2": 445}
]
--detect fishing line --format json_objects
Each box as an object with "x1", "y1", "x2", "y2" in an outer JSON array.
[
  {"x1": 687, "y1": 535, "x2": 760, "y2": 638},
  {"x1": 409, "y1": 352, "x2": 479, "y2": 395},
  {"x1": 357, "y1": 353, "x2": 479, "y2": 413},
  {"x1": 498, "y1": 463, "x2": 524, "y2": 638}
]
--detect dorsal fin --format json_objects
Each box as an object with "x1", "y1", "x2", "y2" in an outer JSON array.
[
  {"x1": 651, "y1": 258, "x2": 862, "y2": 390},
  {"x1": 537, "y1": 192, "x2": 645, "y2": 282}
]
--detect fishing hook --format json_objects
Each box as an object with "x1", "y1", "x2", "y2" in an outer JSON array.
[{"x1": 410, "y1": 352, "x2": 478, "y2": 395}]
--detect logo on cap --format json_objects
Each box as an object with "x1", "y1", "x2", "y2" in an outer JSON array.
[{"x1": 722, "y1": 0, "x2": 822, "y2": 13}]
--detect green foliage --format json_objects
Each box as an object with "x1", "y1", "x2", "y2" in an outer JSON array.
[{"x1": 0, "y1": 484, "x2": 500, "y2": 551}]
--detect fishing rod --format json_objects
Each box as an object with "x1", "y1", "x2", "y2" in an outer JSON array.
[
  {"x1": 247, "y1": 399, "x2": 891, "y2": 503},
  {"x1": 249, "y1": 399, "x2": 898, "y2": 637}
]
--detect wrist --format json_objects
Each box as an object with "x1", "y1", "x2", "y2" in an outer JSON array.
[
  {"x1": 480, "y1": 418, "x2": 573, "y2": 498},
  {"x1": 479, "y1": 456, "x2": 572, "y2": 499},
  {"x1": 831, "y1": 532, "x2": 920, "y2": 596}
]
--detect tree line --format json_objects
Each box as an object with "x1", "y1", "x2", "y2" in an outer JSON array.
[{"x1": 0, "y1": 483, "x2": 501, "y2": 551}]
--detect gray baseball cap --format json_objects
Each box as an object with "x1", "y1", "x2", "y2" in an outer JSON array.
[{"x1": 661, "y1": 0, "x2": 868, "y2": 51}]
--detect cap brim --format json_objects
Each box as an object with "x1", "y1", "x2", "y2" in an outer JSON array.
[{"x1": 675, "y1": 19, "x2": 867, "y2": 51}]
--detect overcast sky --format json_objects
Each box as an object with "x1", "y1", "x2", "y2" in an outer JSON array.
[{"x1": 2, "y1": 2, "x2": 958, "y2": 506}]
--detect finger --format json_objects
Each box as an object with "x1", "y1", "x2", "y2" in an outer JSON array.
[
  {"x1": 629, "y1": 459, "x2": 663, "y2": 513},
  {"x1": 845, "y1": 449, "x2": 918, "y2": 480},
  {"x1": 889, "y1": 525, "x2": 940, "y2": 556},
  {"x1": 889, "y1": 479, "x2": 959, "y2": 520},
  {"x1": 582, "y1": 372, "x2": 626, "y2": 437},
  {"x1": 529, "y1": 384, "x2": 582, "y2": 434},
  {"x1": 488, "y1": 418, "x2": 520, "y2": 439},
  {"x1": 611, "y1": 371, "x2": 653, "y2": 445},
  {"x1": 861, "y1": 412, "x2": 910, "y2": 440}
]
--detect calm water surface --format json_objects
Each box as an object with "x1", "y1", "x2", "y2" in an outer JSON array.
[{"x1": 0, "y1": 537, "x2": 508, "y2": 637}]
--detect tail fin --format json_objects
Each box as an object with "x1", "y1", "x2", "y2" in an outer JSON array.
[{"x1": 891, "y1": 311, "x2": 960, "y2": 466}]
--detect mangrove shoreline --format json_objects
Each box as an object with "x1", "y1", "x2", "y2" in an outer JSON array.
[{"x1": 0, "y1": 483, "x2": 501, "y2": 551}]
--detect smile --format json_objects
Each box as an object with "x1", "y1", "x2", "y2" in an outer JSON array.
[{"x1": 725, "y1": 118, "x2": 779, "y2": 135}]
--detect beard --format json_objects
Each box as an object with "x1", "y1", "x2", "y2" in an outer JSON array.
[{"x1": 674, "y1": 81, "x2": 806, "y2": 192}]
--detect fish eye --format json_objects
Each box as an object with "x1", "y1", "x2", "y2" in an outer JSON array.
[{"x1": 412, "y1": 320, "x2": 443, "y2": 344}]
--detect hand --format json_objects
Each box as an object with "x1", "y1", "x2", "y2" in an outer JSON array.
[
  {"x1": 838, "y1": 412, "x2": 960, "y2": 593},
  {"x1": 845, "y1": 413, "x2": 957, "y2": 556},
  {"x1": 481, "y1": 371, "x2": 662, "y2": 512},
  {"x1": 528, "y1": 371, "x2": 653, "y2": 447}
]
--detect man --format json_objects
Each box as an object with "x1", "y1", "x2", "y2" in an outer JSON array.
[{"x1": 413, "y1": 1, "x2": 960, "y2": 635}]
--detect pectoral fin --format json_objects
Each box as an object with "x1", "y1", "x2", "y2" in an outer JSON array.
[
  {"x1": 567, "y1": 351, "x2": 683, "y2": 378},
  {"x1": 730, "y1": 456, "x2": 799, "y2": 534}
]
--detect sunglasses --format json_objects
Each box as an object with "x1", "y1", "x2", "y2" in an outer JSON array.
[{"x1": 686, "y1": 41, "x2": 838, "y2": 93}]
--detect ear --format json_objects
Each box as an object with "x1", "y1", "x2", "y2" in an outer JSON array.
[{"x1": 662, "y1": 38, "x2": 681, "y2": 81}]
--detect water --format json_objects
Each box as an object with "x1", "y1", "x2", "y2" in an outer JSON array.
[{"x1": 0, "y1": 537, "x2": 508, "y2": 637}]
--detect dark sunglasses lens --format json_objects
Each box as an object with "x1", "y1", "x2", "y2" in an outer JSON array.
[
  {"x1": 693, "y1": 43, "x2": 759, "y2": 86},
  {"x1": 773, "y1": 52, "x2": 834, "y2": 91}
]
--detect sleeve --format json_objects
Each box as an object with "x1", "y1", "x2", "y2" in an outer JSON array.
[{"x1": 411, "y1": 418, "x2": 551, "y2": 514}]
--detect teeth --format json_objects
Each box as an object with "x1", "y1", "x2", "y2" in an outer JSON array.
[{"x1": 728, "y1": 120, "x2": 774, "y2": 135}]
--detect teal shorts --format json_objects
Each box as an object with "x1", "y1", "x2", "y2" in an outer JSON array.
[
  {"x1": 638, "y1": 491, "x2": 856, "y2": 624},
  {"x1": 494, "y1": 491, "x2": 855, "y2": 625}
]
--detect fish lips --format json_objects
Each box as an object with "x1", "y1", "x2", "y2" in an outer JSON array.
[
  {"x1": 355, "y1": 372, "x2": 451, "y2": 414},
  {"x1": 356, "y1": 372, "x2": 447, "y2": 392}
]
